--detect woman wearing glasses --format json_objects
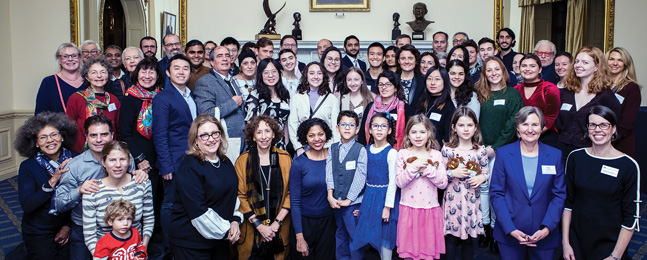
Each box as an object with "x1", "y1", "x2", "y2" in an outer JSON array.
[
  {"x1": 15, "y1": 112, "x2": 79, "y2": 259},
  {"x1": 562, "y1": 106, "x2": 640, "y2": 260},
  {"x1": 169, "y1": 114, "x2": 243, "y2": 259},
  {"x1": 555, "y1": 46, "x2": 621, "y2": 159},
  {"x1": 35, "y1": 43, "x2": 88, "y2": 115},
  {"x1": 320, "y1": 47, "x2": 346, "y2": 96}
]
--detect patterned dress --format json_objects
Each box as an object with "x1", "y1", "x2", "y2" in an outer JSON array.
[
  {"x1": 245, "y1": 89, "x2": 290, "y2": 148},
  {"x1": 440, "y1": 146, "x2": 489, "y2": 239}
]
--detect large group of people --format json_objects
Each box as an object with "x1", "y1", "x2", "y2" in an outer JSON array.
[{"x1": 18, "y1": 26, "x2": 640, "y2": 260}]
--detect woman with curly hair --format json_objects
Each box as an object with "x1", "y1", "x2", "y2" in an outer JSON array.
[
  {"x1": 235, "y1": 115, "x2": 292, "y2": 260},
  {"x1": 555, "y1": 46, "x2": 621, "y2": 159},
  {"x1": 15, "y1": 112, "x2": 78, "y2": 259},
  {"x1": 446, "y1": 60, "x2": 480, "y2": 119},
  {"x1": 66, "y1": 57, "x2": 121, "y2": 153}
]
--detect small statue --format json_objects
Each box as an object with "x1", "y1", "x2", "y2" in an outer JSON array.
[
  {"x1": 260, "y1": 0, "x2": 286, "y2": 35},
  {"x1": 392, "y1": 12, "x2": 401, "y2": 40},
  {"x1": 292, "y1": 12, "x2": 302, "y2": 40},
  {"x1": 406, "y1": 2, "x2": 434, "y2": 40}
]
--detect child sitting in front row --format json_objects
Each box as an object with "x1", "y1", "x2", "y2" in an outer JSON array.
[
  {"x1": 326, "y1": 110, "x2": 368, "y2": 260},
  {"x1": 93, "y1": 199, "x2": 147, "y2": 260}
]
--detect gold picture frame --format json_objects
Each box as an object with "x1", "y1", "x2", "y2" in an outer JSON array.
[{"x1": 309, "y1": 0, "x2": 370, "y2": 12}]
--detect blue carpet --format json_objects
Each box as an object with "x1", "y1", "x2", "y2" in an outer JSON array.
[{"x1": 0, "y1": 176, "x2": 646, "y2": 260}]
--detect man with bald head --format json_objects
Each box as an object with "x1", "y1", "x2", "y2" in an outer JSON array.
[{"x1": 317, "y1": 38, "x2": 332, "y2": 59}]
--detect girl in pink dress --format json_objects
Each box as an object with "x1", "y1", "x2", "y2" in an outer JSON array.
[
  {"x1": 395, "y1": 114, "x2": 448, "y2": 259},
  {"x1": 440, "y1": 107, "x2": 489, "y2": 260}
]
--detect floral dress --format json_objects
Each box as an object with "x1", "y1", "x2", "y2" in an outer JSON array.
[
  {"x1": 440, "y1": 145, "x2": 489, "y2": 239},
  {"x1": 244, "y1": 89, "x2": 290, "y2": 149}
]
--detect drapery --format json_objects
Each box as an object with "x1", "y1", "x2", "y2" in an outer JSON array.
[
  {"x1": 518, "y1": 0, "x2": 564, "y2": 53},
  {"x1": 565, "y1": 0, "x2": 586, "y2": 54}
]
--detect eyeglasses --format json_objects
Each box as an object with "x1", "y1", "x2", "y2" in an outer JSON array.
[
  {"x1": 326, "y1": 57, "x2": 340, "y2": 63},
  {"x1": 82, "y1": 50, "x2": 99, "y2": 55},
  {"x1": 535, "y1": 51, "x2": 554, "y2": 57},
  {"x1": 198, "y1": 131, "x2": 221, "y2": 141},
  {"x1": 262, "y1": 70, "x2": 279, "y2": 76},
  {"x1": 105, "y1": 53, "x2": 121, "y2": 58},
  {"x1": 587, "y1": 123, "x2": 611, "y2": 130},
  {"x1": 371, "y1": 123, "x2": 389, "y2": 130},
  {"x1": 60, "y1": 54, "x2": 79, "y2": 60},
  {"x1": 165, "y1": 42, "x2": 182, "y2": 48},
  {"x1": 37, "y1": 132, "x2": 61, "y2": 142},
  {"x1": 378, "y1": 82, "x2": 393, "y2": 89},
  {"x1": 338, "y1": 123, "x2": 357, "y2": 129}
]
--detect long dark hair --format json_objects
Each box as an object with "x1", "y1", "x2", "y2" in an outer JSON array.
[
  {"x1": 447, "y1": 45, "x2": 469, "y2": 67},
  {"x1": 320, "y1": 46, "x2": 345, "y2": 92},
  {"x1": 446, "y1": 60, "x2": 475, "y2": 107},
  {"x1": 297, "y1": 62, "x2": 331, "y2": 96},
  {"x1": 368, "y1": 112, "x2": 396, "y2": 146},
  {"x1": 418, "y1": 66, "x2": 453, "y2": 112},
  {"x1": 255, "y1": 58, "x2": 290, "y2": 102},
  {"x1": 377, "y1": 70, "x2": 406, "y2": 101}
]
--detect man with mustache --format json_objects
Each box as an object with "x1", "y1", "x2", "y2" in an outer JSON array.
[
  {"x1": 496, "y1": 28, "x2": 518, "y2": 73},
  {"x1": 140, "y1": 36, "x2": 158, "y2": 59}
]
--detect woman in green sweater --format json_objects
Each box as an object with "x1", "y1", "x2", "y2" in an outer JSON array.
[{"x1": 473, "y1": 57, "x2": 523, "y2": 253}]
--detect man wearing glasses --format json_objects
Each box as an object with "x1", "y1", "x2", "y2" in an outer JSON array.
[
  {"x1": 158, "y1": 34, "x2": 183, "y2": 88},
  {"x1": 280, "y1": 35, "x2": 306, "y2": 72},
  {"x1": 534, "y1": 40, "x2": 560, "y2": 84},
  {"x1": 80, "y1": 40, "x2": 101, "y2": 63},
  {"x1": 140, "y1": 36, "x2": 158, "y2": 59}
]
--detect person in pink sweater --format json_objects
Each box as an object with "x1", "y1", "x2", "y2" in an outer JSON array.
[{"x1": 395, "y1": 114, "x2": 448, "y2": 259}]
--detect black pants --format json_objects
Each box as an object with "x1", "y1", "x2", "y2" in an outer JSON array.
[
  {"x1": 22, "y1": 232, "x2": 70, "y2": 260},
  {"x1": 170, "y1": 241, "x2": 231, "y2": 260},
  {"x1": 289, "y1": 214, "x2": 336, "y2": 260}
]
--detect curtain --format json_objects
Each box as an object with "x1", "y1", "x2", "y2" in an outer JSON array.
[
  {"x1": 518, "y1": 0, "x2": 564, "y2": 53},
  {"x1": 565, "y1": 0, "x2": 586, "y2": 54}
]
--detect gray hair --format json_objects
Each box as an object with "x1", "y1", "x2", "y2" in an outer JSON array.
[
  {"x1": 515, "y1": 106, "x2": 546, "y2": 130},
  {"x1": 435, "y1": 52, "x2": 448, "y2": 60},
  {"x1": 453, "y1": 32, "x2": 469, "y2": 40},
  {"x1": 534, "y1": 40, "x2": 556, "y2": 54},
  {"x1": 81, "y1": 40, "x2": 102, "y2": 52},
  {"x1": 81, "y1": 57, "x2": 112, "y2": 87},
  {"x1": 122, "y1": 46, "x2": 144, "y2": 63}
]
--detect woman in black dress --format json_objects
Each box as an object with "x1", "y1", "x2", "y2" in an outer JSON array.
[{"x1": 562, "y1": 106, "x2": 640, "y2": 260}]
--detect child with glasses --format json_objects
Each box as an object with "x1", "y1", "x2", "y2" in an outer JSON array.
[{"x1": 325, "y1": 110, "x2": 368, "y2": 260}]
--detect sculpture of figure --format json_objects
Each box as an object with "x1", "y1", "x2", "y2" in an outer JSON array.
[
  {"x1": 260, "y1": 0, "x2": 286, "y2": 34},
  {"x1": 293, "y1": 12, "x2": 301, "y2": 29},
  {"x1": 393, "y1": 12, "x2": 401, "y2": 30},
  {"x1": 406, "y1": 2, "x2": 434, "y2": 32}
]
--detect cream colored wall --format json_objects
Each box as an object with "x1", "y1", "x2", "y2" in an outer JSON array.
[
  {"x1": 0, "y1": 0, "x2": 14, "y2": 112},
  {"x1": 615, "y1": 1, "x2": 647, "y2": 106},
  {"x1": 187, "y1": 0, "x2": 494, "y2": 43}
]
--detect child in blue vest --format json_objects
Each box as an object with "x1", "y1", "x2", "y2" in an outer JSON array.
[{"x1": 326, "y1": 110, "x2": 367, "y2": 260}]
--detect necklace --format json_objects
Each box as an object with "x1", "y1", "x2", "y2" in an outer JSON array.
[
  {"x1": 259, "y1": 165, "x2": 271, "y2": 191},
  {"x1": 208, "y1": 158, "x2": 221, "y2": 168}
]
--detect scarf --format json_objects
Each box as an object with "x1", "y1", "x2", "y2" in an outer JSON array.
[
  {"x1": 364, "y1": 95, "x2": 406, "y2": 150},
  {"x1": 126, "y1": 84, "x2": 160, "y2": 139},
  {"x1": 77, "y1": 87, "x2": 110, "y2": 119},
  {"x1": 35, "y1": 148, "x2": 72, "y2": 215}
]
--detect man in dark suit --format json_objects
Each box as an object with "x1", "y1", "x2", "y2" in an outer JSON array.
[
  {"x1": 280, "y1": 35, "x2": 306, "y2": 72},
  {"x1": 158, "y1": 34, "x2": 183, "y2": 88},
  {"x1": 193, "y1": 46, "x2": 245, "y2": 140},
  {"x1": 341, "y1": 35, "x2": 367, "y2": 71},
  {"x1": 152, "y1": 54, "x2": 197, "y2": 247}
]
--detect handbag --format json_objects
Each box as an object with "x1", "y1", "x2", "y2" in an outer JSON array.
[{"x1": 249, "y1": 232, "x2": 284, "y2": 258}]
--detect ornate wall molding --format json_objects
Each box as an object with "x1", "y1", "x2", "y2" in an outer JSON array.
[
  {"x1": 494, "y1": 0, "x2": 503, "y2": 39},
  {"x1": 70, "y1": 0, "x2": 80, "y2": 45},
  {"x1": 604, "y1": 0, "x2": 615, "y2": 52}
]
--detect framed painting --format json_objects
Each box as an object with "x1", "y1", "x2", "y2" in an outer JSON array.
[
  {"x1": 162, "y1": 11, "x2": 177, "y2": 40},
  {"x1": 309, "y1": 0, "x2": 370, "y2": 12}
]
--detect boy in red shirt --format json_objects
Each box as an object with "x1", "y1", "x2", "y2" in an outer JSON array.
[{"x1": 93, "y1": 199, "x2": 147, "y2": 260}]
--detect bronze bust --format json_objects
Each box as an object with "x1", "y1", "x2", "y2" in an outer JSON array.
[{"x1": 406, "y1": 2, "x2": 434, "y2": 32}]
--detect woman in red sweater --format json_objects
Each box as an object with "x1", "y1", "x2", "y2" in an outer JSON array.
[
  {"x1": 514, "y1": 53, "x2": 560, "y2": 146},
  {"x1": 66, "y1": 57, "x2": 120, "y2": 153}
]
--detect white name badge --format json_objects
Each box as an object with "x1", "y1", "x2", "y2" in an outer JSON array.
[
  {"x1": 600, "y1": 165, "x2": 619, "y2": 178},
  {"x1": 429, "y1": 112, "x2": 442, "y2": 121},
  {"x1": 353, "y1": 106, "x2": 364, "y2": 115},
  {"x1": 346, "y1": 161, "x2": 356, "y2": 170},
  {"x1": 560, "y1": 103, "x2": 573, "y2": 111},
  {"x1": 493, "y1": 99, "x2": 505, "y2": 106},
  {"x1": 615, "y1": 93, "x2": 625, "y2": 104},
  {"x1": 541, "y1": 165, "x2": 556, "y2": 175},
  {"x1": 108, "y1": 103, "x2": 117, "y2": 112},
  {"x1": 390, "y1": 113, "x2": 398, "y2": 121}
]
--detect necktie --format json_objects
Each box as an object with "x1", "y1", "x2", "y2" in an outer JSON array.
[
  {"x1": 224, "y1": 79, "x2": 237, "y2": 96},
  {"x1": 353, "y1": 59, "x2": 359, "y2": 68}
]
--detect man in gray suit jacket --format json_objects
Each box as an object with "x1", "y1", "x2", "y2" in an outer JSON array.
[{"x1": 194, "y1": 46, "x2": 246, "y2": 138}]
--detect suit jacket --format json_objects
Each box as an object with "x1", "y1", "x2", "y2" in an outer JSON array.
[
  {"x1": 406, "y1": 73, "x2": 426, "y2": 109},
  {"x1": 152, "y1": 86, "x2": 196, "y2": 175},
  {"x1": 490, "y1": 141, "x2": 566, "y2": 249},
  {"x1": 342, "y1": 56, "x2": 367, "y2": 72},
  {"x1": 193, "y1": 70, "x2": 246, "y2": 138}
]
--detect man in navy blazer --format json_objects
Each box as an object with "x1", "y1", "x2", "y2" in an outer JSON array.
[
  {"x1": 152, "y1": 54, "x2": 197, "y2": 245},
  {"x1": 341, "y1": 35, "x2": 367, "y2": 72},
  {"x1": 193, "y1": 46, "x2": 245, "y2": 139},
  {"x1": 490, "y1": 137, "x2": 566, "y2": 259}
]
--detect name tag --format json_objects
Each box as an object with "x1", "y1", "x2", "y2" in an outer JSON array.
[
  {"x1": 541, "y1": 165, "x2": 556, "y2": 175},
  {"x1": 615, "y1": 93, "x2": 625, "y2": 104},
  {"x1": 353, "y1": 106, "x2": 364, "y2": 115},
  {"x1": 429, "y1": 112, "x2": 442, "y2": 121},
  {"x1": 108, "y1": 103, "x2": 117, "y2": 112},
  {"x1": 600, "y1": 165, "x2": 619, "y2": 178},
  {"x1": 560, "y1": 103, "x2": 573, "y2": 111},
  {"x1": 390, "y1": 113, "x2": 398, "y2": 121},
  {"x1": 493, "y1": 99, "x2": 505, "y2": 106},
  {"x1": 346, "y1": 161, "x2": 356, "y2": 170}
]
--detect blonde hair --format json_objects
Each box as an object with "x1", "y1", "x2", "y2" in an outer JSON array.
[
  {"x1": 186, "y1": 114, "x2": 229, "y2": 162},
  {"x1": 563, "y1": 46, "x2": 612, "y2": 94},
  {"x1": 474, "y1": 57, "x2": 510, "y2": 103},
  {"x1": 104, "y1": 199, "x2": 136, "y2": 224},
  {"x1": 401, "y1": 114, "x2": 440, "y2": 151},
  {"x1": 606, "y1": 47, "x2": 639, "y2": 92}
]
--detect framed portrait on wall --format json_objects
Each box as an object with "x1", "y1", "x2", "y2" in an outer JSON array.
[
  {"x1": 162, "y1": 12, "x2": 177, "y2": 38},
  {"x1": 309, "y1": 0, "x2": 370, "y2": 12}
]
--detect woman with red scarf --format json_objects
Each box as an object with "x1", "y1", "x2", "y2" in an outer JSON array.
[{"x1": 358, "y1": 70, "x2": 414, "y2": 149}]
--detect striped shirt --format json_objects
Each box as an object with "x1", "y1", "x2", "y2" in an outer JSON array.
[{"x1": 82, "y1": 178, "x2": 153, "y2": 254}]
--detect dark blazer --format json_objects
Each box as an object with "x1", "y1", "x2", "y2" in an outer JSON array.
[
  {"x1": 152, "y1": 86, "x2": 196, "y2": 175},
  {"x1": 490, "y1": 141, "x2": 566, "y2": 249},
  {"x1": 342, "y1": 56, "x2": 367, "y2": 72},
  {"x1": 406, "y1": 73, "x2": 426, "y2": 109},
  {"x1": 120, "y1": 94, "x2": 158, "y2": 166},
  {"x1": 193, "y1": 70, "x2": 245, "y2": 138}
]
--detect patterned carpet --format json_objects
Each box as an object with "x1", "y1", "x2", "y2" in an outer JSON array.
[{"x1": 1, "y1": 176, "x2": 646, "y2": 259}]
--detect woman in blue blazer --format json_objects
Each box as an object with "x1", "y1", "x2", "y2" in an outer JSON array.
[{"x1": 490, "y1": 106, "x2": 566, "y2": 259}]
